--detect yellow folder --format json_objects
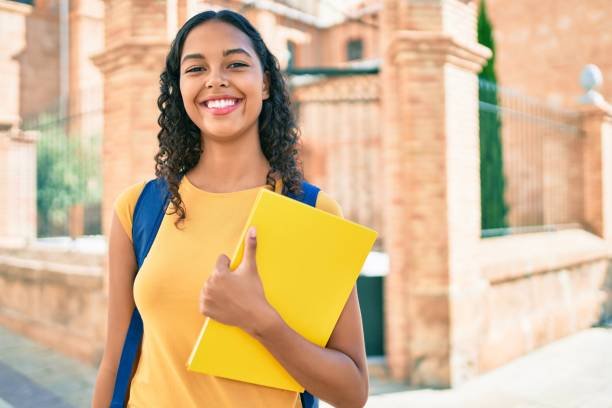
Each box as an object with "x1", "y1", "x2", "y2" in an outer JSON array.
[{"x1": 186, "y1": 188, "x2": 377, "y2": 392}]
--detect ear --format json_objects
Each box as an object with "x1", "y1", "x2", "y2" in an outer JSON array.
[{"x1": 262, "y1": 71, "x2": 270, "y2": 100}]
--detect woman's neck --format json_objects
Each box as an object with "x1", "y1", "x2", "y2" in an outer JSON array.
[{"x1": 186, "y1": 136, "x2": 271, "y2": 193}]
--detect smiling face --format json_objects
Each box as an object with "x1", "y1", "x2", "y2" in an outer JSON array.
[{"x1": 179, "y1": 20, "x2": 270, "y2": 143}]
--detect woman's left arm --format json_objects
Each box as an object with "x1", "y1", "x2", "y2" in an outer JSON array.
[{"x1": 253, "y1": 286, "x2": 369, "y2": 408}]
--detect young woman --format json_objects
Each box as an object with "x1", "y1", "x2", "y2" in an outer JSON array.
[{"x1": 92, "y1": 9, "x2": 368, "y2": 408}]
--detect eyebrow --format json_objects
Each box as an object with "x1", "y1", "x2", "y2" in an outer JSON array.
[{"x1": 180, "y1": 48, "x2": 253, "y2": 65}]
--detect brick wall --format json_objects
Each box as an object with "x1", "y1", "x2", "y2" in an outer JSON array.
[
  {"x1": 0, "y1": 243, "x2": 106, "y2": 364},
  {"x1": 581, "y1": 108, "x2": 611, "y2": 238},
  {"x1": 68, "y1": 0, "x2": 104, "y2": 121},
  {"x1": 17, "y1": 0, "x2": 60, "y2": 119},
  {"x1": 291, "y1": 0, "x2": 612, "y2": 109},
  {"x1": 485, "y1": 0, "x2": 612, "y2": 108},
  {"x1": 0, "y1": 130, "x2": 37, "y2": 242},
  {"x1": 317, "y1": 16, "x2": 379, "y2": 67},
  {"x1": 479, "y1": 230, "x2": 608, "y2": 371},
  {"x1": 0, "y1": 0, "x2": 31, "y2": 127},
  {"x1": 274, "y1": 14, "x2": 320, "y2": 69}
]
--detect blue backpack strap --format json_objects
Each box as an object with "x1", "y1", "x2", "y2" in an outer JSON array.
[
  {"x1": 287, "y1": 180, "x2": 320, "y2": 408},
  {"x1": 286, "y1": 180, "x2": 320, "y2": 208},
  {"x1": 132, "y1": 177, "x2": 173, "y2": 267},
  {"x1": 110, "y1": 177, "x2": 172, "y2": 407},
  {"x1": 300, "y1": 390, "x2": 319, "y2": 408}
]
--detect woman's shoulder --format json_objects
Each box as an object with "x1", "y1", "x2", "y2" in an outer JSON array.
[
  {"x1": 113, "y1": 179, "x2": 148, "y2": 242},
  {"x1": 279, "y1": 179, "x2": 343, "y2": 218},
  {"x1": 314, "y1": 188, "x2": 343, "y2": 218}
]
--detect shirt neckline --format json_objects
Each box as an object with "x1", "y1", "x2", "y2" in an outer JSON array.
[{"x1": 182, "y1": 174, "x2": 281, "y2": 197}]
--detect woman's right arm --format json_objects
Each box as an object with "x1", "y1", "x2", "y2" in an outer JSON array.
[{"x1": 92, "y1": 212, "x2": 138, "y2": 407}]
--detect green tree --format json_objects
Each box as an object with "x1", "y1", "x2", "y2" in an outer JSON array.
[
  {"x1": 478, "y1": 0, "x2": 508, "y2": 232},
  {"x1": 35, "y1": 113, "x2": 101, "y2": 237}
]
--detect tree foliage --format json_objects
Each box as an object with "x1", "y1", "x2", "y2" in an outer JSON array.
[
  {"x1": 478, "y1": 0, "x2": 508, "y2": 232},
  {"x1": 34, "y1": 113, "x2": 101, "y2": 236}
]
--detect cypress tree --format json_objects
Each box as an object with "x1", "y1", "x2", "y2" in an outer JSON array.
[{"x1": 478, "y1": 0, "x2": 508, "y2": 232}]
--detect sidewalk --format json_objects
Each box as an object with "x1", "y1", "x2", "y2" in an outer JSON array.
[
  {"x1": 0, "y1": 324, "x2": 610, "y2": 407},
  {"x1": 358, "y1": 325, "x2": 612, "y2": 408},
  {"x1": 0, "y1": 325, "x2": 96, "y2": 407}
]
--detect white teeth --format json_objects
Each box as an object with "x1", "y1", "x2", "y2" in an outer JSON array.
[{"x1": 206, "y1": 99, "x2": 238, "y2": 109}]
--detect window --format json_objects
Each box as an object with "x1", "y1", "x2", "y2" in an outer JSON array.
[
  {"x1": 287, "y1": 41, "x2": 296, "y2": 68},
  {"x1": 347, "y1": 39, "x2": 363, "y2": 61}
]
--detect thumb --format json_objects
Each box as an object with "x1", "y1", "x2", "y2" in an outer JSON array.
[
  {"x1": 242, "y1": 226, "x2": 258, "y2": 271},
  {"x1": 216, "y1": 254, "x2": 230, "y2": 273}
]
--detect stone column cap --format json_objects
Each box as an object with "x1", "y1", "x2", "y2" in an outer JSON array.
[
  {"x1": 386, "y1": 31, "x2": 492, "y2": 73},
  {"x1": 0, "y1": 129, "x2": 38, "y2": 143},
  {"x1": 92, "y1": 39, "x2": 169, "y2": 74},
  {"x1": 578, "y1": 101, "x2": 612, "y2": 120},
  {"x1": 579, "y1": 64, "x2": 612, "y2": 117}
]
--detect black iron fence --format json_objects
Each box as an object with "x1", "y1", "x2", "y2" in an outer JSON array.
[
  {"x1": 23, "y1": 106, "x2": 103, "y2": 238},
  {"x1": 479, "y1": 79, "x2": 583, "y2": 238}
]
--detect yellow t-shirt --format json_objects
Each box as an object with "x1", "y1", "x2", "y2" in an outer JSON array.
[{"x1": 113, "y1": 175, "x2": 343, "y2": 408}]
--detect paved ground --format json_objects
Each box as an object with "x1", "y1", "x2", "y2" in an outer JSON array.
[
  {"x1": 0, "y1": 326, "x2": 96, "y2": 407},
  {"x1": 1, "y1": 324, "x2": 611, "y2": 407},
  {"x1": 359, "y1": 325, "x2": 612, "y2": 408}
]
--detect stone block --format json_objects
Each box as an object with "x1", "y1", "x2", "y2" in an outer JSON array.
[{"x1": 0, "y1": 247, "x2": 105, "y2": 364}]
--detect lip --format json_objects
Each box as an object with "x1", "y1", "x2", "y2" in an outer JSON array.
[{"x1": 199, "y1": 97, "x2": 243, "y2": 116}]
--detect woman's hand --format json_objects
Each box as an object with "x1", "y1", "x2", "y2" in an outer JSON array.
[
  {"x1": 200, "y1": 227, "x2": 369, "y2": 407},
  {"x1": 199, "y1": 226, "x2": 277, "y2": 335}
]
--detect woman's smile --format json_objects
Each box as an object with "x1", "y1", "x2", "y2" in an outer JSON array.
[{"x1": 199, "y1": 97, "x2": 244, "y2": 116}]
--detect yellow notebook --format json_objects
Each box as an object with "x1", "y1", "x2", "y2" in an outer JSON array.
[{"x1": 186, "y1": 188, "x2": 377, "y2": 392}]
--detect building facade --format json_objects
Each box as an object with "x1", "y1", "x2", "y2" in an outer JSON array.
[{"x1": 0, "y1": 0, "x2": 611, "y2": 388}]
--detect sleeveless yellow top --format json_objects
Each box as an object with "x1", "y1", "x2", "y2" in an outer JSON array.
[{"x1": 113, "y1": 175, "x2": 342, "y2": 407}]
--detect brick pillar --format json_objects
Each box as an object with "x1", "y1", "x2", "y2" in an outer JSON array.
[
  {"x1": 67, "y1": 0, "x2": 104, "y2": 238},
  {"x1": 380, "y1": 0, "x2": 491, "y2": 386},
  {"x1": 0, "y1": 0, "x2": 31, "y2": 127},
  {"x1": 68, "y1": 0, "x2": 104, "y2": 124},
  {"x1": 0, "y1": 2, "x2": 36, "y2": 246},
  {"x1": 581, "y1": 105, "x2": 612, "y2": 244},
  {"x1": 92, "y1": 0, "x2": 168, "y2": 240},
  {"x1": 0, "y1": 130, "x2": 37, "y2": 245}
]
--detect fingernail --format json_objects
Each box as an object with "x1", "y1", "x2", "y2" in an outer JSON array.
[{"x1": 249, "y1": 227, "x2": 256, "y2": 238}]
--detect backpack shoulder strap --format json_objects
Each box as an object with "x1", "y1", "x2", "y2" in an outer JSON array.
[
  {"x1": 132, "y1": 177, "x2": 173, "y2": 267},
  {"x1": 287, "y1": 180, "x2": 320, "y2": 408},
  {"x1": 111, "y1": 177, "x2": 172, "y2": 407},
  {"x1": 286, "y1": 180, "x2": 320, "y2": 208}
]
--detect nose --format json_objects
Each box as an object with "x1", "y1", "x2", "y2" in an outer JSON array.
[{"x1": 206, "y1": 69, "x2": 228, "y2": 88}]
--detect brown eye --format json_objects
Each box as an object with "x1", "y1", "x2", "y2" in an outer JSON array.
[
  {"x1": 228, "y1": 62, "x2": 248, "y2": 68},
  {"x1": 186, "y1": 67, "x2": 205, "y2": 73}
]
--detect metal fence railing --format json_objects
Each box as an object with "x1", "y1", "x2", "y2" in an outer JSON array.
[
  {"x1": 289, "y1": 73, "x2": 385, "y2": 357},
  {"x1": 23, "y1": 106, "x2": 103, "y2": 238},
  {"x1": 479, "y1": 79, "x2": 583, "y2": 238},
  {"x1": 290, "y1": 73, "x2": 382, "y2": 248}
]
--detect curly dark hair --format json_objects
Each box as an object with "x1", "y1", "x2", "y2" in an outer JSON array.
[{"x1": 154, "y1": 9, "x2": 304, "y2": 229}]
